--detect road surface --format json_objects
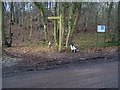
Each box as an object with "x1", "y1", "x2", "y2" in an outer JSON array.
[{"x1": 3, "y1": 58, "x2": 118, "y2": 88}]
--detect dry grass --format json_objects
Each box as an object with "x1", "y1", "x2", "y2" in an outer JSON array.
[{"x1": 73, "y1": 32, "x2": 108, "y2": 49}]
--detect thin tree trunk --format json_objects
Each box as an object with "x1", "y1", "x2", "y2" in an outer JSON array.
[
  {"x1": 70, "y1": 3, "x2": 82, "y2": 40},
  {"x1": 61, "y1": 3, "x2": 65, "y2": 47},
  {"x1": 65, "y1": 3, "x2": 73, "y2": 48},
  {"x1": 22, "y1": 2, "x2": 27, "y2": 42},
  {"x1": 30, "y1": 5, "x2": 33, "y2": 37},
  {"x1": 18, "y1": 3, "x2": 21, "y2": 36},
  {"x1": 14, "y1": 3, "x2": 19, "y2": 23},
  {"x1": 66, "y1": 16, "x2": 72, "y2": 48},
  {"x1": 54, "y1": 2, "x2": 58, "y2": 46},
  {"x1": 38, "y1": 13, "x2": 41, "y2": 31},
  {"x1": 7, "y1": 2, "x2": 13, "y2": 47},
  {"x1": 107, "y1": 2, "x2": 113, "y2": 40},
  {"x1": 118, "y1": 1, "x2": 120, "y2": 42},
  {"x1": 34, "y1": 2, "x2": 49, "y2": 42},
  {"x1": 1, "y1": 2, "x2": 7, "y2": 46},
  {"x1": 10, "y1": 2, "x2": 13, "y2": 44},
  {"x1": 66, "y1": 3, "x2": 82, "y2": 47},
  {"x1": 0, "y1": 2, "x2": 2, "y2": 48}
]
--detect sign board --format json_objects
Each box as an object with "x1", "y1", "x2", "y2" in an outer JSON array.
[{"x1": 97, "y1": 25, "x2": 106, "y2": 32}]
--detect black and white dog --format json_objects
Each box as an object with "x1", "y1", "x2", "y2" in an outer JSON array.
[{"x1": 70, "y1": 44, "x2": 78, "y2": 52}]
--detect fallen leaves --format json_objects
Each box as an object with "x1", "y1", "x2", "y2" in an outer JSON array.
[{"x1": 2, "y1": 46, "x2": 118, "y2": 75}]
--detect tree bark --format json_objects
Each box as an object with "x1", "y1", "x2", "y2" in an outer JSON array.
[
  {"x1": 8, "y1": 2, "x2": 13, "y2": 47},
  {"x1": 65, "y1": 3, "x2": 73, "y2": 48},
  {"x1": 118, "y1": 1, "x2": 120, "y2": 42},
  {"x1": 30, "y1": 4, "x2": 33, "y2": 37},
  {"x1": 107, "y1": 2, "x2": 113, "y2": 40},
  {"x1": 1, "y1": 2, "x2": 7, "y2": 46},
  {"x1": 0, "y1": 2, "x2": 2, "y2": 49},
  {"x1": 61, "y1": 3, "x2": 66, "y2": 47},
  {"x1": 54, "y1": 2, "x2": 58, "y2": 46},
  {"x1": 70, "y1": 3, "x2": 82, "y2": 39}
]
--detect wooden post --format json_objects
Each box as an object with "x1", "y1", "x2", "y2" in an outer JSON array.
[
  {"x1": 48, "y1": 16, "x2": 62, "y2": 52},
  {"x1": 59, "y1": 15, "x2": 62, "y2": 52},
  {"x1": 48, "y1": 17, "x2": 60, "y2": 19}
]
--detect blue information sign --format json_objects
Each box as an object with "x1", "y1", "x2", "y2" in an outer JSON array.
[{"x1": 97, "y1": 25, "x2": 106, "y2": 32}]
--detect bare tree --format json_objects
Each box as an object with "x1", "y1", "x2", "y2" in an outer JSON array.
[
  {"x1": 118, "y1": 1, "x2": 120, "y2": 42},
  {"x1": 53, "y1": 2, "x2": 58, "y2": 46},
  {"x1": 29, "y1": 3, "x2": 33, "y2": 37},
  {"x1": 107, "y1": 2, "x2": 113, "y2": 40},
  {"x1": 0, "y1": 2, "x2": 2, "y2": 49},
  {"x1": 34, "y1": 2, "x2": 49, "y2": 42},
  {"x1": 66, "y1": 2, "x2": 82, "y2": 48}
]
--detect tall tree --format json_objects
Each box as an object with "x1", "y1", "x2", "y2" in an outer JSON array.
[
  {"x1": 21, "y1": 2, "x2": 25, "y2": 42},
  {"x1": 2, "y1": 2, "x2": 13, "y2": 47},
  {"x1": 61, "y1": 2, "x2": 66, "y2": 48},
  {"x1": 118, "y1": 1, "x2": 120, "y2": 43},
  {"x1": 107, "y1": 2, "x2": 113, "y2": 40},
  {"x1": 53, "y1": 2, "x2": 58, "y2": 47},
  {"x1": 7, "y1": 2, "x2": 14, "y2": 47},
  {"x1": 1, "y1": 2, "x2": 6, "y2": 46},
  {"x1": 34, "y1": 2, "x2": 49, "y2": 42},
  {"x1": 66, "y1": 2, "x2": 82, "y2": 48},
  {"x1": 29, "y1": 3, "x2": 33, "y2": 37},
  {"x1": 14, "y1": 2, "x2": 19, "y2": 23},
  {"x1": 0, "y1": 1, "x2": 2, "y2": 49}
]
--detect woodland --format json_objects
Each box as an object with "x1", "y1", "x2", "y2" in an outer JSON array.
[
  {"x1": 1, "y1": 2, "x2": 119, "y2": 52},
  {"x1": 1, "y1": 1, "x2": 120, "y2": 78}
]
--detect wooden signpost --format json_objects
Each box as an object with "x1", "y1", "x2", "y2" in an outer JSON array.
[
  {"x1": 97, "y1": 25, "x2": 106, "y2": 47},
  {"x1": 48, "y1": 15, "x2": 62, "y2": 52}
]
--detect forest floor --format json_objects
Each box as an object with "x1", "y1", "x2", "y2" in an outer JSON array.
[{"x1": 2, "y1": 46, "x2": 119, "y2": 76}]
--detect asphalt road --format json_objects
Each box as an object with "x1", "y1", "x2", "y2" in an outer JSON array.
[{"x1": 3, "y1": 58, "x2": 118, "y2": 88}]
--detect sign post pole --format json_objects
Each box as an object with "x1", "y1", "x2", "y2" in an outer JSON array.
[
  {"x1": 48, "y1": 16, "x2": 62, "y2": 52},
  {"x1": 97, "y1": 25, "x2": 106, "y2": 47}
]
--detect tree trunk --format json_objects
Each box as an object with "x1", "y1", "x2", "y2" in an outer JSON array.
[
  {"x1": 8, "y1": 2, "x2": 13, "y2": 47},
  {"x1": 54, "y1": 2, "x2": 58, "y2": 46},
  {"x1": 0, "y1": 2, "x2": 2, "y2": 49},
  {"x1": 30, "y1": 4, "x2": 33, "y2": 37},
  {"x1": 66, "y1": 3, "x2": 82, "y2": 47},
  {"x1": 118, "y1": 1, "x2": 120, "y2": 42},
  {"x1": 70, "y1": 3, "x2": 82, "y2": 40},
  {"x1": 107, "y1": 2, "x2": 113, "y2": 41},
  {"x1": 14, "y1": 2, "x2": 19, "y2": 23},
  {"x1": 61, "y1": 3, "x2": 65, "y2": 47},
  {"x1": 21, "y1": 3, "x2": 24, "y2": 42},
  {"x1": 5, "y1": 2, "x2": 14, "y2": 47},
  {"x1": 34, "y1": 2, "x2": 49, "y2": 43},
  {"x1": 1, "y1": 2, "x2": 7, "y2": 46},
  {"x1": 65, "y1": 3, "x2": 73, "y2": 48},
  {"x1": 11, "y1": 2, "x2": 14, "y2": 24},
  {"x1": 66, "y1": 16, "x2": 72, "y2": 48}
]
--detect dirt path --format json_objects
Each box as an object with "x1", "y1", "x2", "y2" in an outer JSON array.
[{"x1": 3, "y1": 58, "x2": 118, "y2": 88}]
